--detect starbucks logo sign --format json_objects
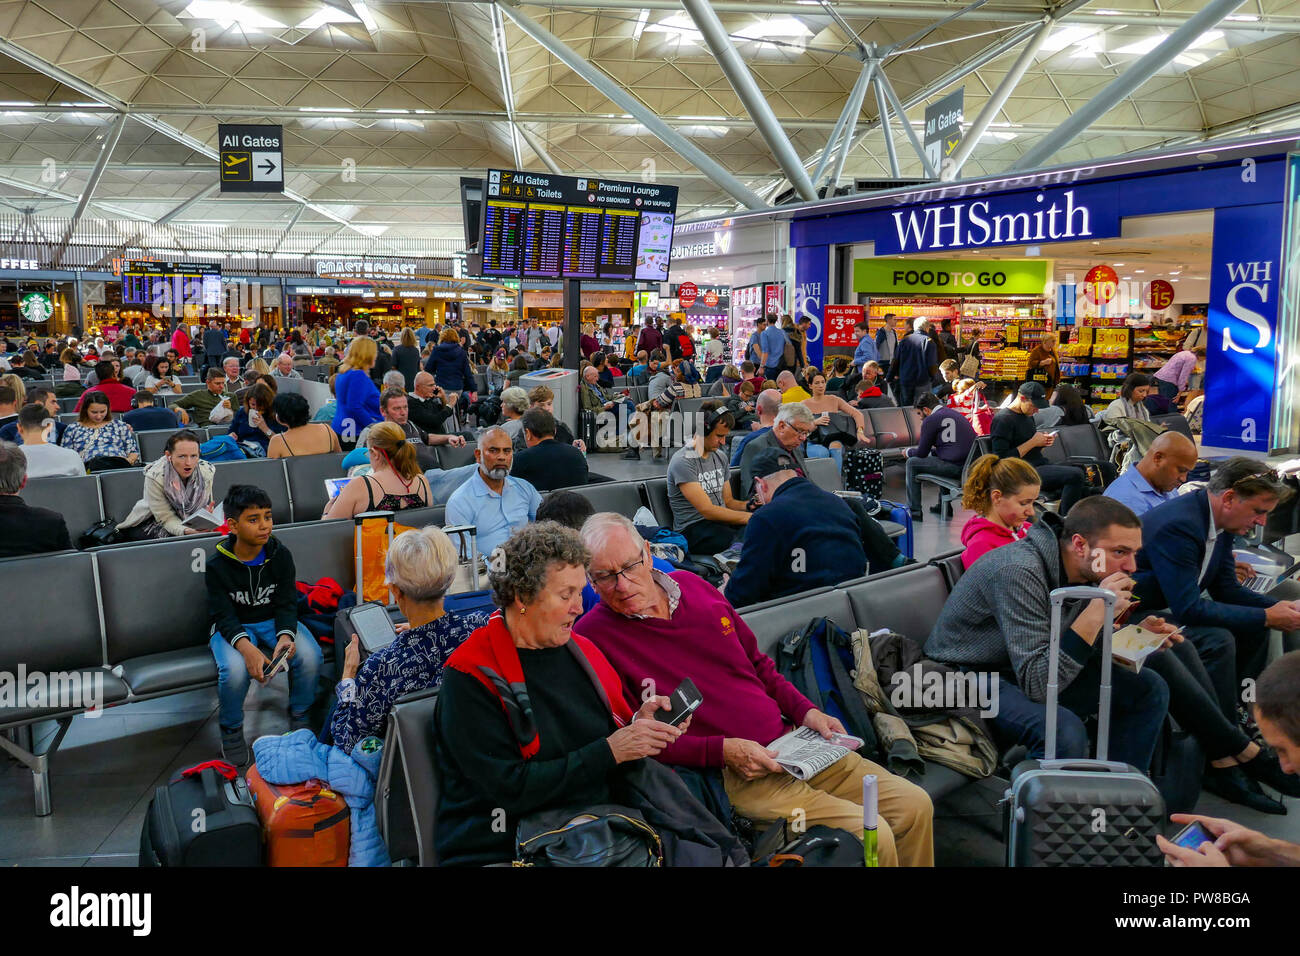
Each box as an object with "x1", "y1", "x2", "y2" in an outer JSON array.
[{"x1": 18, "y1": 292, "x2": 53, "y2": 324}]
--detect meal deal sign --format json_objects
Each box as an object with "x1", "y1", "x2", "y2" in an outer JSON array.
[
  {"x1": 854, "y1": 258, "x2": 1049, "y2": 296},
  {"x1": 823, "y1": 304, "x2": 865, "y2": 348}
]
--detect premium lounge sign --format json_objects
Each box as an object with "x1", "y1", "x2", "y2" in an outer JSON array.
[{"x1": 876, "y1": 185, "x2": 1121, "y2": 255}]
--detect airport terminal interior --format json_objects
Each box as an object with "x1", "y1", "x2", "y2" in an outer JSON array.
[{"x1": 5, "y1": 0, "x2": 1300, "y2": 876}]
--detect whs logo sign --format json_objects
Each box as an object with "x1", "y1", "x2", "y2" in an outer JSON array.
[{"x1": 1220, "y1": 260, "x2": 1274, "y2": 355}]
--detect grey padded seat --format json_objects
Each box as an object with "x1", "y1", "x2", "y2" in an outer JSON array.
[
  {"x1": 1152, "y1": 412, "x2": 1193, "y2": 440},
  {"x1": 98, "y1": 467, "x2": 149, "y2": 522},
  {"x1": 210, "y1": 458, "x2": 293, "y2": 525},
  {"x1": 641, "y1": 477, "x2": 672, "y2": 528},
  {"x1": 21, "y1": 474, "x2": 102, "y2": 541},
  {"x1": 867, "y1": 407, "x2": 914, "y2": 458},
  {"x1": 390, "y1": 505, "x2": 448, "y2": 529},
  {"x1": 930, "y1": 548, "x2": 967, "y2": 590},
  {"x1": 676, "y1": 396, "x2": 708, "y2": 418},
  {"x1": 434, "y1": 441, "x2": 476, "y2": 471},
  {"x1": 844, "y1": 563, "x2": 950, "y2": 645},
  {"x1": 1056, "y1": 423, "x2": 1109, "y2": 465},
  {"x1": 0, "y1": 552, "x2": 129, "y2": 727},
  {"x1": 283, "y1": 452, "x2": 348, "y2": 522},
  {"x1": 567, "y1": 480, "x2": 644, "y2": 518},
  {"x1": 741, "y1": 590, "x2": 856, "y2": 660},
  {"x1": 275, "y1": 520, "x2": 356, "y2": 592},
  {"x1": 902, "y1": 406, "x2": 925, "y2": 444},
  {"x1": 98, "y1": 539, "x2": 216, "y2": 696},
  {"x1": 378, "y1": 691, "x2": 441, "y2": 865},
  {"x1": 803, "y1": 456, "x2": 842, "y2": 494}
]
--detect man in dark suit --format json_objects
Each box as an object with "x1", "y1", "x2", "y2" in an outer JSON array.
[
  {"x1": 1136, "y1": 459, "x2": 1300, "y2": 674},
  {"x1": 0, "y1": 441, "x2": 72, "y2": 558},
  {"x1": 1135, "y1": 459, "x2": 1300, "y2": 806},
  {"x1": 510, "y1": 407, "x2": 587, "y2": 493}
]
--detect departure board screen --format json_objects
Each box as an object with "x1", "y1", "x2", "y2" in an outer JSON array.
[
  {"x1": 599, "y1": 208, "x2": 639, "y2": 280},
  {"x1": 522, "y1": 203, "x2": 565, "y2": 278},
  {"x1": 478, "y1": 169, "x2": 678, "y2": 280},
  {"x1": 121, "y1": 261, "x2": 222, "y2": 306},
  {"x1": 563, "y1": 206, "x2": 603, "y2": 279},
  {"x1": 480, "y1": 199, "x2": 526, "y2": 276}
]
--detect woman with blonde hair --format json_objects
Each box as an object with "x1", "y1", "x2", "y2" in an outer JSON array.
[
  {"x1": 2, "y1": 373, "x2": 26, "y2": 410},
  {"x1": 959, "y1": 454, "x2": 1041, "y2": 569},
  {"x1": 331, "y1": 335, "x2": 381, "y2": 447},
  {"x1": 323, "y1": 420, "x2": 431, "y2": 519},
  {"x1": 246, "y1": 356, "x2": 271, "y2": 376}
]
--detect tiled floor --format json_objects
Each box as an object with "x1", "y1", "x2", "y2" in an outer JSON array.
[{"x1": 3, "y1": 456, "x2": 1298, "y2": 865}]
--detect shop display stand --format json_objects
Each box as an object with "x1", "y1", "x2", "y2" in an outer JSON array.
[{"x1": 1059, "y1": 324, "x2": 1133, "y2": 413}]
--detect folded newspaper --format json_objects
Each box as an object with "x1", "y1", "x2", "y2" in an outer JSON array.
[{"x1": 768, "y1": 726, "x2": 862, "y2": 780}]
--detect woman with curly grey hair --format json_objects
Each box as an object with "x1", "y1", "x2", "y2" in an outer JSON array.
[{"x1": 432, "y1": 521, "x2": 686, "y2": 866}]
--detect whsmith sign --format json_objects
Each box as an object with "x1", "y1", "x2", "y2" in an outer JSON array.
[
  {"x1": 792, "y1": 182, "x2": 1123, "y2": 256},
  {"x1": 880, "y1": 186, "x2": 1120, "y2": 254}
]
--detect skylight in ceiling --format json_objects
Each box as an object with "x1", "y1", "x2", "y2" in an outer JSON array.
[{"x1": 179, "y1": 1, "x2": 288, "y2": 31}]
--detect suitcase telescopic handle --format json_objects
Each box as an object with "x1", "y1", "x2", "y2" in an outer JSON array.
[
  {"x1": 200, "y1": 767, "x2": 227, "y2": 816},
  {"x1": 1046, "y1": 586, "x2": 1117, "y2": 763}
]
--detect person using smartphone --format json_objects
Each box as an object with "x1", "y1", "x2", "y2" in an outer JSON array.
[
  {"x1": 206, "y1": 484, "x2": 322, "y2": 767},
  {"x1": 1158, "y1": 649, "x2": 1300, "y2": 865}
]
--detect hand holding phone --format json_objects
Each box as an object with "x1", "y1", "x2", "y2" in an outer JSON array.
[
  {"x1": 656, "y1": 678, "x2": 704, "y2": 727},
  {"x1": 263, "y1": 644, "x2": 292, "y2": 680},
  {"x1": 1169, "y1": 820, "x2": 1215, "y2": 851}
]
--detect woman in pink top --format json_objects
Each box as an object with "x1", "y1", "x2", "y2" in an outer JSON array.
[{"x1": 959, "y1": 453, "x2": 1041, "y2": 569}]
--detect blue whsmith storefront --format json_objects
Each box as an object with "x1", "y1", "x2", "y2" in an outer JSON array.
[{"x1": 783, "y1": 134, "x2": 1300, "y2": 454}]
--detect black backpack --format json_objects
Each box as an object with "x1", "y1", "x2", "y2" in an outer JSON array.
[
  {"x1": 754, "y1": 823, "x2": 865, "y2": 867},
  {"x1": 775, "y1": 617, "x2": 879, "y2": 760}
]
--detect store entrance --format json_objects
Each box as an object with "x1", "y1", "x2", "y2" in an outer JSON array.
[{"x1": 855, "y1": 210, "x2": 1212, "y2": 423}]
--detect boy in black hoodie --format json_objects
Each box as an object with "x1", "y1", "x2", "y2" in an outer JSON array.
[{"x1": 206, "y1": 484, "x2": 322, "y2": 766}]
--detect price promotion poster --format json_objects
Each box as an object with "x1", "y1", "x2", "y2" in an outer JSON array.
[
  {"x1": 480, "y1": 169, "x2": 679, "y2": 282},
  {"x1": 823, "y1": 304, "x2": 865, "y2": 349}
]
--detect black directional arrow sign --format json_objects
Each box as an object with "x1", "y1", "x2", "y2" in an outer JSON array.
[{"x1": 218, "y1": 123, "x2": 284, "y2": 193}]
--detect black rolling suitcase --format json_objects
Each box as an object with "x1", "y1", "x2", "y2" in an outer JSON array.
[
  {"x1": 140, "y1": 760, "x2": 263, "y2": 866},
  {"x1": 1005, "y1": 586, "x2": 1166, "y2": 867}
]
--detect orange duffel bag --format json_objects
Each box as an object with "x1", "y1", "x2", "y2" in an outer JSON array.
[{"x1": 246, "y1": 765, "x2": 350, "y2": 867}]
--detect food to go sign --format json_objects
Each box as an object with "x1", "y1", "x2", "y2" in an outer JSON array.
[{"x1": 854, "y1": 258, "x2": 1049, "y2": 296}]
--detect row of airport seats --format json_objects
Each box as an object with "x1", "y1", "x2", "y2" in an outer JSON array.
[
  {"x1": 374, "y1": 548, "x2": 976, "y2": 865},
  {"x1": 0, "y1": 459, "x2": 882, "y2": 814},
  {"x1": 21, "y1": 439, "x2": 481, "y2": 542}
]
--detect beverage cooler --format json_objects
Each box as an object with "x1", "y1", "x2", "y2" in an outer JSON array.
[{"x1": 729, "y1": 282, "x2": 785, "y2": 365}]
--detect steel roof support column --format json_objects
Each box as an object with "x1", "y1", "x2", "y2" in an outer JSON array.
[
  {"x1": 496, "y1": 0, "x2": 765, "y2": 208},
  {"x1": 681, "y1": 0, "x2": 818, "y2": 202},
  {"x1": 1011, "y1": 0, "x2": 1249, "y2": 171}
]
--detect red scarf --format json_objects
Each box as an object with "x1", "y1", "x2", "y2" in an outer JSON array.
[{"x1": 446, "y1": 610, "x2": 632, "y2": 758}]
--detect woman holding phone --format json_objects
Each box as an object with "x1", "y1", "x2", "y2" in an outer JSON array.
[{"x1": 432, "y1": 522, "x2": 690, "y2": 866}]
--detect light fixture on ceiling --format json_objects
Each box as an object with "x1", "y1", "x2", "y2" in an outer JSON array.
[
  {"x1": 1114, "y1": 262, "x2": 1125, "y2": 266},
  {"x1": 1197, "y1": 152, "x2": 1218, "y2": 161},
  {"x1": 1135, "y1": 269, "x2": 1145, "y2": 273}
]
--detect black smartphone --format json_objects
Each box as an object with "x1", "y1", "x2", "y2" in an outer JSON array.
[
  {"x1": 1169, "y1": 820, "x2": 1215, "y2": 851},
  {"x1": 657, "y1": 678, "x2": 703, "y2": 726},
  {"x1": 263, "y1": 645, "x2": 291, "y2": 679}
]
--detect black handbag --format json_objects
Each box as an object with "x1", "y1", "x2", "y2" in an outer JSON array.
[
  {"x1": 515, "y1": 804, "x2": 662, "y2": 867},
  {"x1": 78, "y1": 517, "x2": 120, "y2": 549}
]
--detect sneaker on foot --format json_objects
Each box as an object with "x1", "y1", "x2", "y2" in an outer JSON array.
[{"x1": 221, "y1": 727, "x2": 249, "y2": 767}]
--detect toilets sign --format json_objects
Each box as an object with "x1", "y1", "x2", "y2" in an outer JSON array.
[{"x1": 218, "y1": 124, "x2": 284, "y2": 193}]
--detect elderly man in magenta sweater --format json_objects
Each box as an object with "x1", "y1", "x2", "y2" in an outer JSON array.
[{"x1": 577, "y1": 512, "x2": 934, "y2": 867}]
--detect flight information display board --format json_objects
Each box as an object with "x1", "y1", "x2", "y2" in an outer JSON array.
[
  {"x1": 121, "y1": 261, "x2": 222, "y2": 306},
  {"x1": 479, "y1": 169, "x2": 678, "y2": 281}
]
